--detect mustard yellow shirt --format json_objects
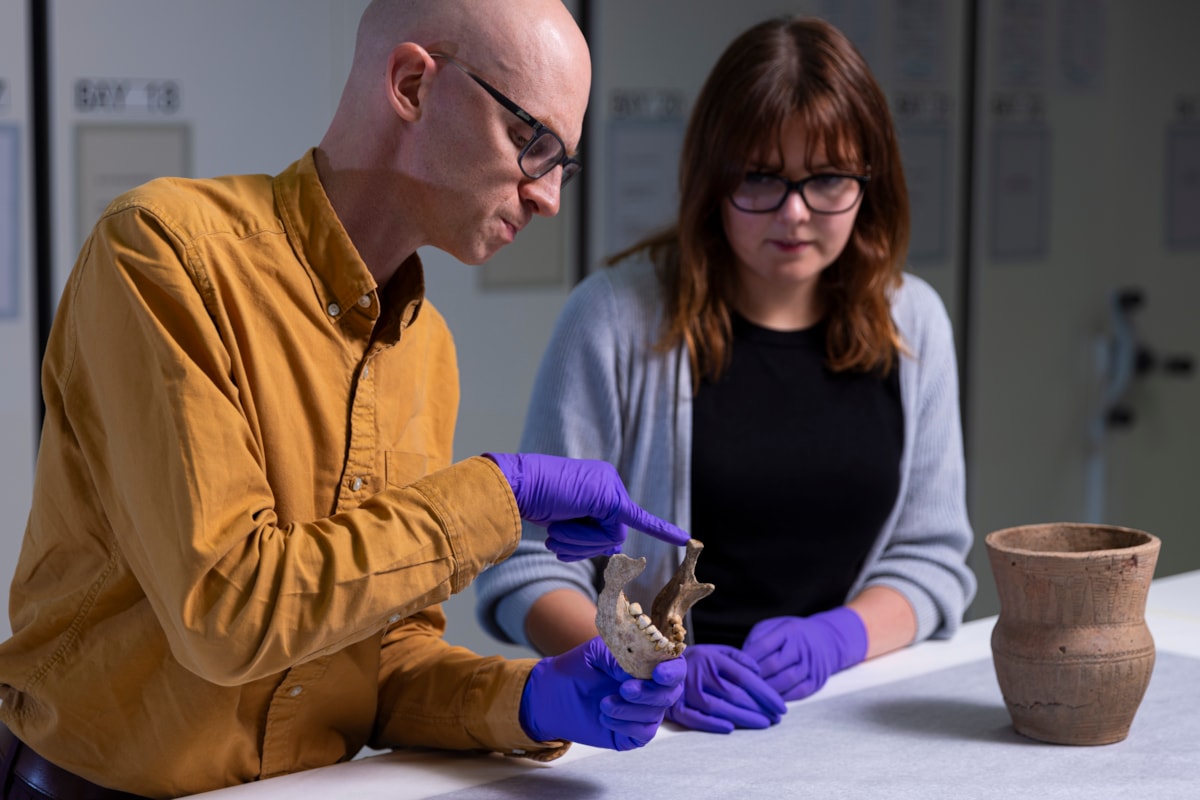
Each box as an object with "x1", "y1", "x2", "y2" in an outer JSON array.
[{"x1": 0, "y1": 151, "x2": 566, "y2": 798}]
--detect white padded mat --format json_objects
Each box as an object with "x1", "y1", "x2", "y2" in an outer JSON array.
[{"x1": 430, "y1": 652, "x2": 1200, "y2": 799}]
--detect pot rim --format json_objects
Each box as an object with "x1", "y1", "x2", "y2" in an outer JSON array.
[{"x1": 984, "y1": 521, "x2": 1160, "y2": 558}]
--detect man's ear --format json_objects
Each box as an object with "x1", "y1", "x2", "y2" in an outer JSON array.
[{"x1": 387, "y1": 43, "x2": 434, "y2": 121}]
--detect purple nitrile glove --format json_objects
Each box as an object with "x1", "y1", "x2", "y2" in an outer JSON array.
[
  {"x1": 519, "y1": 635, "x2": 687, "y2": 751},
  {"x1": 665, "y1": 644, "x2": 787, "y2": 734},
  {"x1": 741, "y1": 607, "x2": 868, "y2": 701},
  {"x1": 484, "y1": 453, "x2": 690, "y2": 562}
]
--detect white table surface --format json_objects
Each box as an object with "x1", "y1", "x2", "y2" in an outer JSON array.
[{"x1": 188, "y1": 570, "x2": 1200, "y2": 799}]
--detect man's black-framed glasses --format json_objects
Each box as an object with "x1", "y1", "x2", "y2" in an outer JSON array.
[
  {"x1": 431, "y1": 53, "x2": 581, "y2": 186},
  {"x1": 729, "y1": 172, "x2": 870, "y2": 214}
]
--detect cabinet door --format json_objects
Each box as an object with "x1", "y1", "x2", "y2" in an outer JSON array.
[
  {"x1": 966, "y1": 0, "x2": 1200, "y2": 615},
  {"x1": 0, "y1": 0, "x2": 37, "y2": 638},
  {"x1": 49, "y1": 0, "x2": 357, "y2": 300}
]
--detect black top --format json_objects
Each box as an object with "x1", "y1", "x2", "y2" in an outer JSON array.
[{"x1": 689, "y1": 314, "x2": 903, "y2": 647}]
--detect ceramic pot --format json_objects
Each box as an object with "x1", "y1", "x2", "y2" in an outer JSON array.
[{"x1": 985, "y1": 522, "x2": 1160, "y2": 745}]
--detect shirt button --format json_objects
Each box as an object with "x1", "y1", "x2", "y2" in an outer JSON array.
[
  {"x1": 352, "y1": 477, "x2": 364, "y2": 491},
  {"x1": 327, "y1": 302, "x2": 341, "y2": 317},
  {"x1": 362, "y1": 366, "x2": 370, "y2": 380},
  {"x1": 387, "y1": 614, "x2": 402, "y2": 625},
  {"x1": 288, "y1": 686, "x2": 303, "y2": 698},
  {"x1": 358, "y1": 294, "x2": 372, "y2": 308}
]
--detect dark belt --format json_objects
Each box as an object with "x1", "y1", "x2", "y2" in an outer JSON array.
[{"x1": 0, "y1": 721, "x2": 151, "y2": 800}]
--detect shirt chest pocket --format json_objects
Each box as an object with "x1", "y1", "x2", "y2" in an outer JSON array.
[{"x1": 385, "y1": 451, "x2": 431, "y2": 488}]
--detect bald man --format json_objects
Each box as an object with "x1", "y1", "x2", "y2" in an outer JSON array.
[{"x1": 0, "y1": 2, "x2": 689, "y2": 797}]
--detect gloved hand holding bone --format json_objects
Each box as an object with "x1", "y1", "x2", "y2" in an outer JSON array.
[{"x1": 519, "y1": 635, "x2": 686, "y2": 751}]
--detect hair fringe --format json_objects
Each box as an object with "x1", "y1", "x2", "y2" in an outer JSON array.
[{"x1": 605, "y1": 16, "x2": 910, "y2": 389}]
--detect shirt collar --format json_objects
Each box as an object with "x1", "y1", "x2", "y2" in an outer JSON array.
[{"x1": 274, "y1": 149, "x2": 425, "y2": 333}]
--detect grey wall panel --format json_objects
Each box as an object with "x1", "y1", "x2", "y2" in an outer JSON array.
[
  {"x1": 966, "y1": 0, "x2": 1200, "y2": 617},
  {"x1": 0, "y1": 1, "x2": 37, "y2": 640}
]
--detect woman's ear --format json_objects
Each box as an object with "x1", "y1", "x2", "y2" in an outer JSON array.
[{"x1": 387, "y1": 43, "x2": 434, "y2": 121}]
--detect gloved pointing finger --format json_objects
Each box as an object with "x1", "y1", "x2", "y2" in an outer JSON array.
[
  {"x1": 614, "y1": 499, "x2": 690, "y2": 547},
  {"x1": 485, "y1": 453, "x2": 689, "y2": 562}
]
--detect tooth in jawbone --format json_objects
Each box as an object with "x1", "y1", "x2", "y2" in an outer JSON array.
[{"x1": 594, "y1": 539, "x2": 715, "y2": 679}]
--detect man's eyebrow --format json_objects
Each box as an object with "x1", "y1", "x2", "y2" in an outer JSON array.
[{"x1": 533, "y1": 109, "x2": 576, "y2": 152}]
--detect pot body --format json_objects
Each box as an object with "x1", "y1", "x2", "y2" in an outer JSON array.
[{"x1": 985, "y1": 523, "x2": 1160, "y2": 745}]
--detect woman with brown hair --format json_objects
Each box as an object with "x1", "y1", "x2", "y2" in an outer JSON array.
[{"x1": 476, "y1": 15, "x2": 975, "y2": 733}]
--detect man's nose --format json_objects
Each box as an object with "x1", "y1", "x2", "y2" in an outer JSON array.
[{"x1": 521, "y1": 170, "x2": 564, "y2": 217}]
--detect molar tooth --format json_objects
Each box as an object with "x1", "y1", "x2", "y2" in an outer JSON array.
[
  {"x1": 636, "y1": 614, "x2": 652, "y2": 629},
  {"x1": 628, "y1": 602, "x2": 643, "y2": 617}
]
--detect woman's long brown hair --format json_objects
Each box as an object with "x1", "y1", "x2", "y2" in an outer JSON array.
[{"x1": 608, "y1": 16, "x2": 910, "y2": 385}]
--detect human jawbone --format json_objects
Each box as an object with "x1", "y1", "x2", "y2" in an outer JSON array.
[{"x1": 595, "y1": 539, "x2": 715, "y2": 679}]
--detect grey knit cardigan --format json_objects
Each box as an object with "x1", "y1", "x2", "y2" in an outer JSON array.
[{"x1": 475, "y1": 260, "x2": 977, "y2": 650}]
